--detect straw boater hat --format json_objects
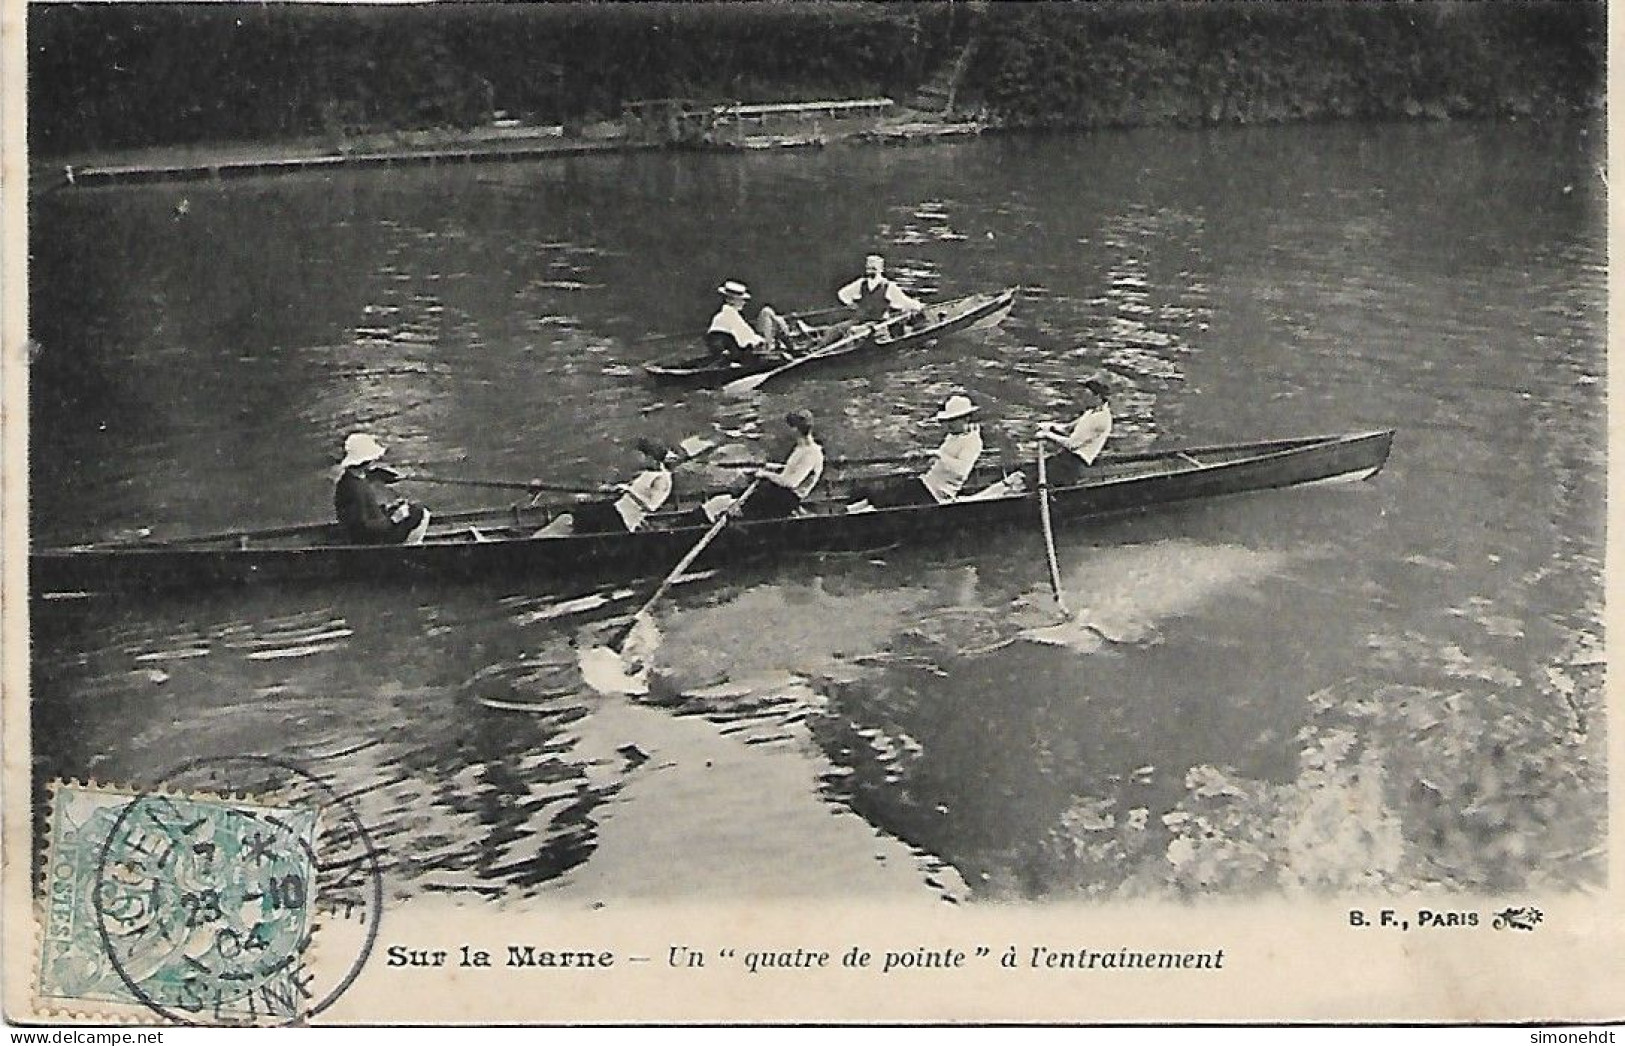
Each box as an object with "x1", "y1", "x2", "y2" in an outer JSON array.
[
  {"x1": 933, "y1": 395, "x2": 978, "y2": 422},
  {"x1": 865, "y1": 254, "x2": 885, "y2": 269},
  {"x1": 717, "y1": 280, "x2": 751, "y2": 300},
  {"x1": 340, "y1": 432, "x2": 387, "y2": 468}
]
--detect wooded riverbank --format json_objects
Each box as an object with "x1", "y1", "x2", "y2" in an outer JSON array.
[{"x1": 30, "y1": 1, "x2": 1602, "y2": 164}]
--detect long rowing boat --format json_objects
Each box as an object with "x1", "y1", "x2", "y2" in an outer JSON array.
[
  {"x1": 642, "y1": 287, "x2": 1016, "y2": 388},
  {"x1": 32, "y1": 430, "x2": 1393, "y2": 597}
]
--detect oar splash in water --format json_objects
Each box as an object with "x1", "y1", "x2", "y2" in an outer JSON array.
[
  {"x1": 578, "y1": 614, "x2": 664, "y2": 696},
  {"x1": 577, "y1": 478, "x2": 763, "y2": 695}
]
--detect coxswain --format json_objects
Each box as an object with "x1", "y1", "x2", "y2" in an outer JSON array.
[
  {"x1": 1038, "y1": 377, "x2": 1114, "y2": 486},
  {"x1": 837, "y1": 254, "x2": 924, "y2": 324},
  {"x1": 849, "y1": 394, "x2": 985, "y2": 511},
  {"x1": 706, "y1": 280, "x2": 794, "y2": 362},
  {"x1": 334, "y1": 433, "x2": 431, "y2": 545},
  {"x1": 535, "y1": 437, "x2": 676, "y2": 537},
  {"x1": 741, "y1": 409, "x2": 825, "y2": 519}
]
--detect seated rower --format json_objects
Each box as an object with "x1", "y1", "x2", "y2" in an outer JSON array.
[
  {"x1": 707, "y1": 280, "x2": 795, "y2": 363},
  {"x1": 850, "y1": 395, "x2": 984, "y2": 511},
  {"x1": 535, "y1": 437, "x2": 675, "y2": 538},
  {"x1": 334, "y1": 432, "x2": 431, "y2": 545},
  {"x1": 741, "y1": 409, "x2": 825, "y2": 520},
  {"x1": 837, "y1": 254, "x2": 924, "y2": 326},
  {"x1": 1037, "y1": 377, "x2": 1113, "y2": 487}
]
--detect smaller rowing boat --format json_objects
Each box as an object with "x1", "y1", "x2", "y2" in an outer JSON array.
[{"x1": 643, "y1": 287, "x2": 1016, "y2": 389}]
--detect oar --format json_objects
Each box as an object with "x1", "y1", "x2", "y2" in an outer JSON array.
[
  {"x1": 712, "y1": 451, "x2": 932, "y2": 470},
  {"x1": 598, "y1": 474, "x2": 760, "y2": 652},
  {"x1": 639, "y1": 307, "x2": 844, "y2": 345},
  {"x1": 1035, "y1": 443, "x2": 1068, "y2": 614},
  {"x1": 720, "y1": 325, "x2": 872, "y2": 396},
  {"x1": 397, "y1": 474, "x2": 606, "y2": 496},
  {"x1": 395, "y1": 436, "x2": 727, "y2": 498},
  {"x1": 787, "y1": 303, "x2": 848, "y2": 323}
]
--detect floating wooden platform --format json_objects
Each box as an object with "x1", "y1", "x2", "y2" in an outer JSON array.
[
  {"x1": 857, "y1": 122, "x2": 987, "y2": 144},
  {"x1": 58, "y1": 139, "x2": 655, "y2": 188}
]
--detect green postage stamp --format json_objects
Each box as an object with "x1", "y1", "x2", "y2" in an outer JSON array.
[{"x1": 38, "y1": 781, "x2": 321, "y2": 1023}]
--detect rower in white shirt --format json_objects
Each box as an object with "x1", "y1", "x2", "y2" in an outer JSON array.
[
  {"x1": 849, "y1": 395, "x2": 985, "y2": 511},
  {"x1": 837, "y1": 254, "x2": 924, "y2": 323},
  {"x1": 534, "y1": 437, "x2": 675, "y2": 537},
  {"x1": 706, "y1": 280, "x2": 793, "y2": 362},
  {"x1": 743, "y1": 410, "x2": 825, "y2": 519},
  {"x1": 1038, "y1": 378, "x2": 1113, "y2": 486}
]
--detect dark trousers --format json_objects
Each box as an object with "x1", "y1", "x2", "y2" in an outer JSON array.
[
  {"x1": 570, "y1": 499, "x2": 626, "y2": 535},
  {"x1": 343, "y1": 503, "x2": 427, "y2": 545},
  {"x1": 864, "y1": 478, "x2": 937, "y2": 509},
  {"x1": 739, "y1": 483, "x2": 803, "y2": 520},
  {"x1": 1044, "y1": 450, "x2": 1089, "y2": 487}
]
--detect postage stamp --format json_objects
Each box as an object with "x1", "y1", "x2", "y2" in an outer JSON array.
[{"x1": 37, "y1": 757, "x2": 381, "y2": 1026}]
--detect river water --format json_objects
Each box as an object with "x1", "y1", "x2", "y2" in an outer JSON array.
[{"x1": 30, "y1": 121, "x2": 1605, "y2": 903}]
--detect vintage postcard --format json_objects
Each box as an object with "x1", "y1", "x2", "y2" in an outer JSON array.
[{"x1": 3, "y1": 0, "x2": 1620, "y2": 1027}]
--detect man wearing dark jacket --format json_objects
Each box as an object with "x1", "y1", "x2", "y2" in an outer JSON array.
[{"x1": 334, "y1": 432, "x2": 431, "y2": 545}]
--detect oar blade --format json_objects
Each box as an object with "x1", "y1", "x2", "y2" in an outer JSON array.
[
  {"x1": 676, "y1": 435, "x2": 717, "y2": 459},
  {"x1": 578, "y1": 643, "x2": 649, "y2": 695},
  {"x1": 577, "y1": 477, "x2": 758, "y2": 695},
  {"x1": 579, "y1": 612, "x2": 662, "y2": 695},
  {"x1": 721, "y1": 370, "x2": 773, "y2": 397}
]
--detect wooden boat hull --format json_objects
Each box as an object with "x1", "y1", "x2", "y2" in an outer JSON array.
[
  {"x1": 32, "y1": 430, "x2": 1393, "y2": 597},
  {"x1": 643, "y1": 288, "x2": 1016, "y2": 388}
]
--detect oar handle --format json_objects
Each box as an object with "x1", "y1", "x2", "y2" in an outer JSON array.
[{"x1": 611, "y1": 477, "x2": 764, "y2": 651}]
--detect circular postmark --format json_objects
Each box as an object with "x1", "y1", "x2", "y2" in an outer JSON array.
[{"x1": 92, "y1": 755, "x2": 382, "y2": 1026}]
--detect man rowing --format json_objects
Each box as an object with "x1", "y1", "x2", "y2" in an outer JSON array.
[
  {"x1": 706, "y1": 280, "x2": 795, "y2": 363},
  {"x1": 743, "y1": 409, "x2": 825, "y2": 519},
  {"x1": 1038, "y1": 377, "x2": 1113, "y2": 486},
  {"x1": 535, "y1": 437, "x2": 676, "y2": 537},
  {"x1": 334, "y1": 432, "x2": 432, "y2": 545},
  {"x1": 849, "y1": 394, "x2": 985, "y2": 510},
  {"x1": 837, "y1": 254, "x2": 923, "y2": 324}
]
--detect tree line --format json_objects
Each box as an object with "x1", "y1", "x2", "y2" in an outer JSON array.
[{"x1": 28, "y1": 1, "x2": 1601, "y2": 158}]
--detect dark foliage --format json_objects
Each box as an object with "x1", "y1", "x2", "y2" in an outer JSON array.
[
  {"x1": 963, "y1": 1, "x2": 1604, "y2": 129},
  {"x1": 29, "y1": 2, "x2": 959, "y2": 155},
  {"x1": 28, "y1": 1, "x2": 1605, "y2": 158}
]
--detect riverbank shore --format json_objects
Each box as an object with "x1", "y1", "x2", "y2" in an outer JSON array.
[
  {"x1": 36, "y1": 106, "x2": 990, "y2": 191},
  {"x1": 30, "y1": 1, "x2": 1600, "y2": 192}
]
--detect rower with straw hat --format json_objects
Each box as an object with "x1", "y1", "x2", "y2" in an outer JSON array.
[
  {"x1": 849, "y1": 393, "x2": 985, "y2": 511},
  {"x1": 707, "y1": 279, "x2": 794, "y2": 361}
]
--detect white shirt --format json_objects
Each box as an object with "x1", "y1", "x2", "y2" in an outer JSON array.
[
  {"x1": 920, "y1": 425, "x2": 983, "y2": 503},
  {"x1": 770, "y1": 438, "x2": 825, "y2": 500},
  {"x1": 837, "y1": 276, "x2": 922, "y2": 313},
  {"x1": 1045, "y1": 405, "x2": 1112, "y2": 465},
  {"x1": 708, "y1": 303, "x2": 765, "y2": 349},
  {"x1": 613, "y1": 466, "x2": 672, "y2": 532}
]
